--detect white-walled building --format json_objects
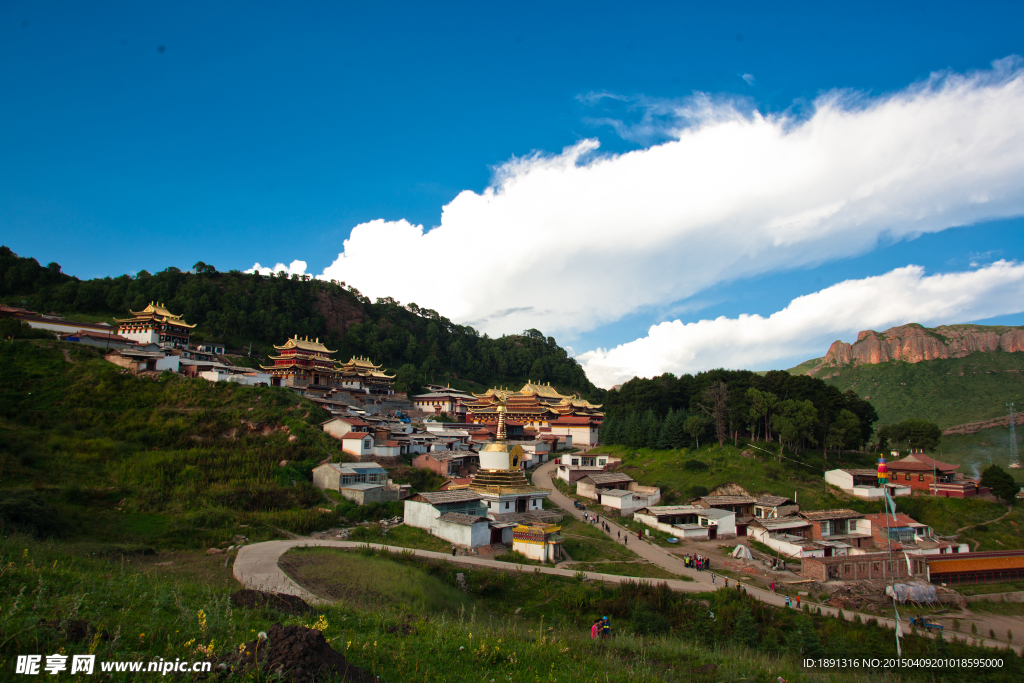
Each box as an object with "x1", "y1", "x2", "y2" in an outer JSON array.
[
  {"x1": 633, "y1": 505, "x2": 737, "y2": 540},
  {"x1": 824, "y1": 468, "x2": 912, "y2": 499},
  {"x1": 339, "y1": 432, "x2": 375, "y2": 460},
  {"x1": 403, "y1": 490, "x2": 496, "y2": 547},
  {"x1": 548, "y1": 416, "x2": 601, "y2": 447}
]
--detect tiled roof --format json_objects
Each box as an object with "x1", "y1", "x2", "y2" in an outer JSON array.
[
  {"x1": 889, "y1": 453, "x2": 960, "y2": 473},
  {"x1": 581, "y1": 472, "x2": 634, "y2": 485},
  {"x1": 755, "y1": 494, "x2": 795, "y2": 507},
  {"x1": 701, "y1": 495, "x2": 756, "y2": 505},
  {"x1": 437, "y1": 512, "x2": 488, "y2": 526},
  {"x1": 800, "y1": 509, "x2": 864, "y2": 521},
  {"x1": 415, "y1": 490, "x2": 484, "y2": 505},
  {"x1": 340, "y1": 433, "x2": 371, "y2": 440}
]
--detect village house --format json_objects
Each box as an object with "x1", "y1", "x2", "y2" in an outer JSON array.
[
  {"x1": 403, "y1": 490, "x2": 501, "y2": 548},
  {"x1": 104, "y1": 348, "x2": 180, "y2": 374},
  {"x1": 633, "y1": 505, "x2": 737, "y2": 540},
  {"x1": 322, "y1": 416, "x2": 371, "y2": 439},
  {"x1": 696, "y1": 494, "x2": 756, "y2": 536},
  {"x1": 824, "y1": 467, "x2": 912, "y2": 498},
  {"x1": 885, "y1": 450, "x2": 985, "y2": 496},
  {"x1": 752, "y1": 494, "x2": 800, "y2": 519},
  {"x1": 746, "y1": 516, "x2": 817, "y2": 558},
  {"x1": 801, "y1": 551, "x2": 925, "y2": 582},
  {"x1": 60, "y1": 329, "x2": 139, "y2": 350},
  {"x1": 861, "y1": 512, "x2": 969, "y2": 555},
  {"x1": 548, "y1": 416, "x2": 601, "y2": 447},
  {"x1": 412, "y1": 451, "x2": 480, "y2": 478},
  {"x1": 555, "y1": 452, "x2": 619, "y2": 483},
  {"x1": 576, "y1": 472, "x2": 635, "y2": 499},
  {"x1": 800, "y1": 509, "x2": 873, "y2": 550},
  {"x1": 338, "y1": 432, "x2": 375, "y2": 460},
  {"x1": 311, "y1": 462, "x2": 406, "y2": 504}
]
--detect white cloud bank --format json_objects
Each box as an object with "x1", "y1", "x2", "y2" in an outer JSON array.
[
  {"x1": 250, "y1": 58, "x2": 1024, "y2": 343},
  {"x1": 578, "y1": 260, "x2": 1024, "y2": 388},
  {"x1": 248, "y1": 260, "x2": 309, "y2": 277}
]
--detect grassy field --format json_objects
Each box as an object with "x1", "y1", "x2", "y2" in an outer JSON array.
[
  {"x1": 4, "y1": 535, "x2": 1019, "y2": 683},
  {"x1": 812, "y1": 351, "x2": 1024, "y2": 428},
  {"x1": 0, "y1": 340, "x2": 423, "y2": 547},
  {"x1": 595, "y1": 442, "x2": 1024, "y2": 552}
]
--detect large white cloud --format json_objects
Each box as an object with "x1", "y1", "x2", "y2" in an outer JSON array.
[
  {"x1": 250, "y1": 58, "x2": 1024, "y2": 341},
  {"x1": 577, "y1": 260, "x2": 1024, "y2": 388}
]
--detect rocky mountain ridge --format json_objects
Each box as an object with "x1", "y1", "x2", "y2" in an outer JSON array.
[{"x1": 796, "y1": 323, "x2": 1024, "y2": 376}]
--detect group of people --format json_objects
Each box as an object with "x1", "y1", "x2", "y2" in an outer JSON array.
[
  {"x1": 590, "y1": 616, "x2": 611, "y2": 639},
  {"x1": 682, "y1": 554, "x2": 710, "y2": 571}
]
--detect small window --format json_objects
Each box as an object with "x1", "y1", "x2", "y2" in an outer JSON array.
[
  {"x1": 505, "y1": 502, "x2": 510, "y2": 509},
  {"x1": 918, "y1": 474, "x2": 925, "y2": 481},
  {"x1": 904, "y1": 473, "x2": 911, "y2": 481}
]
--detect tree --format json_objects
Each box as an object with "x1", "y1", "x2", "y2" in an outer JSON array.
[
  {"x1": 889, "y1": 419, "x2": 942, "y2": 453},
  {"x1": 699, "y1": 381, "x2": 729, "y2": 447},
  {"x1": 980, "y1": 464, "x2": 1020, "y2": 505},
  {"x1": 683, "y1": 415, "x2": 710, "y2": 450},
  {"x1": 733, "y1": 607, "x2": 759, "y2": 648},
  {"x1": 394, "y1": 363, "x2": 423, "y2": 396},
  {"x1": 771, "y1": 399, "x2": 818, "y2": 453}
]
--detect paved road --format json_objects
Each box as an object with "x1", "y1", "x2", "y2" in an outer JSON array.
[{"x1": 233, "y1": 539, "x2": 703, "y2": 605}]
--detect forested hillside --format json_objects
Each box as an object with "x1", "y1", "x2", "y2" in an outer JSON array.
[
  {"x1": 0, "y1": 246, "x2": 597, "y2": 397},
  {"x1": 601, "y1": 369, "x2": 878, "y2": 454}
]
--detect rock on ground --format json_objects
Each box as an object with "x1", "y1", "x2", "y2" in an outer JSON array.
[
  {"x1": 229, "y1": 589, "x2": 314, "y2": 615},
  {"x1": 220, "y1": 623, "x2": 374, "y2": 683}
]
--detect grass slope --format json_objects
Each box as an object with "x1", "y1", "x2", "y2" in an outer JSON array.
[
  {"x1": 4, "y1": 536, "x2": 1020, "y2": 683},
  {"x1": 0, "y1": 340, "x2": 362, "y2": 547},
  {"x1": 810, "y1": 352, "x2": 1024, "y2": 427}
]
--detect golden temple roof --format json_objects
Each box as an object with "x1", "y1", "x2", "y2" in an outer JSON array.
[
  {"x1": 115, "y1": 302, "x2": 196, "y2": 328},
  {"x1": 273, "y1": 336, "x2": 337, "y2": 354}
]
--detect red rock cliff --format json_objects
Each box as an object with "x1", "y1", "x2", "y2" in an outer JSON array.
[
  {"x1": 809, "y1": 324, "x2": 1024, "y2": 373},
  {"x1": 313, "y1": 290, "x2": 365, "y2": 338}
]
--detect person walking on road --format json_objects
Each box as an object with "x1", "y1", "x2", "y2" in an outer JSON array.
[
  {"x1": 796, "y1": 595, "x2": 801, "y2": 610},
  {"x1": 451, "y1": 546, "x2": 457, "y2": 557},
  {"x1": 785, "y1": 596, "x2": 791, "y2": 609},
  {"x1": 711, "y1": 572, "x2": 716, "y2": 584},
  {"x1": 770, "y1": 580, "x2": 776, "y2": 593}
]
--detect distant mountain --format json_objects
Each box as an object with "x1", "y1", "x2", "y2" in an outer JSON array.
[
  {"x1": 789, "y1": 323, "x2": 1024, "y2": 428},
  {"x1": 792, "y1": 323, "x2": 1024, "y2": 378}
]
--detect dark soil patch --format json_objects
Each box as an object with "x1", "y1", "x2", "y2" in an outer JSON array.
[
  {"x1": 219, "y1": 623, "x2": 374, "y2": 682},
  {"x1": 40, "y1": 619, "x2": 108, "y2": 643},
  {"x1": 230, "y1": 589, "x2": 314, "y2": 615}
]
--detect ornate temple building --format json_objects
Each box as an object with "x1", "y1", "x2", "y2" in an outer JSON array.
[
  {"x1": 456, "y1": 393, "x2": 555, "y2": 520},
  {"x1": 464, "y1": 381, "x2": 603, "y2": 428},
  {"x1": 261, "y1": 342, "x2": 396, "y2": 394},
  {"x1": 262, "y1": 336, "x2": 344, "y2": 388},
  {"x1": 115, "y1": 302, "x2": 195, "y2": 349},
  {"x1": 338, "y1": 356, "x2": 395, "y2": 395}
]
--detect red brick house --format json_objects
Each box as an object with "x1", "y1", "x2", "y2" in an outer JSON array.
[{"x1": 886, "y1": 451, "x2": 960, "y2": 492}]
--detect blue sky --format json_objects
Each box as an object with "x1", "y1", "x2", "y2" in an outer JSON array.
[{"x1": 3, "y1": 2, "x2": 1024, "y2": 385}]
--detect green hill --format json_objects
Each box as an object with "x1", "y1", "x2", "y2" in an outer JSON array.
[
  {"x1": 0, "y1": 339, "x2": 371, "y2": 548},
  {"x1": 0, "y1": 245, "x2": 600, "y2": 400},
  {"x1": 807, "y1": 352, "x2": 1024, "y2": 428}
]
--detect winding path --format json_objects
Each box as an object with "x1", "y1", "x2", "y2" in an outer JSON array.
[{"x1": 232, "y1": 461, "x2": 1022, "y2": 655}]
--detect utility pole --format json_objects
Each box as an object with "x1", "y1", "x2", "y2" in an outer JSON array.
[{"x1": 1010, "y1": 403, "x2": 1021, "y2": 469}]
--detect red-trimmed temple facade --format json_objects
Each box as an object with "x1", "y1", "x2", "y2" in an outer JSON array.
[
  {"x1": 465, "y1": 381, "x2": 603, "y2": 429},
  {"x1": 261, "y1": 336, "x2": 345, "y2": 388}
]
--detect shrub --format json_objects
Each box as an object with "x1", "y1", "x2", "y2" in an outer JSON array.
[
  {"x1": 0, "y1": 489, "x2": 66, "y2": 538},
  {"x1": 683, "y1": 460, "x2": 708, "y2": 471},
  {"x1": 293, "y1": 481, "x2": 325, "y2": 507}
]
